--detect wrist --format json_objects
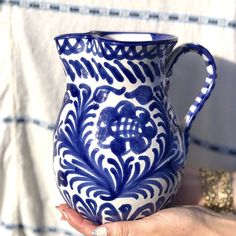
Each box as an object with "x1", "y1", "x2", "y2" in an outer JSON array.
[
  {"x1": 199, "y1": 169, "x2": 235, "y2": 213},
  {"x1": 173, "y1": 168, "x2": 203, "y2": 206},
  {"x1": 232, "y1": 172, "x2": 236, "y2": 210},
  {"x1": 213, "y1": 214, "x2": 236, "y2": 236}
]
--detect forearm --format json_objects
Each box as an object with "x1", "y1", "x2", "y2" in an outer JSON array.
[
  {"x1": 179, "y1": 169, "x2": 236, "y2": 236},
  {"x1": 173, "y1": 168, "x2": 203, "y2": 206},
  {"x1": 174, "y1": 168, "x2": 236, "y2": 211},
  {"x1": 232, "y1": 172, "x2": 236, "y2": 210},
  {"x1": 214, "y1": 171, "x2": 236, "y2": 236}
]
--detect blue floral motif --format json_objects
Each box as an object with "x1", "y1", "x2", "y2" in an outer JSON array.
[
  {"x1": 96, "y1": 101, "x2": 157, "y2": 156},
  {"x1": 53, "y1": 31, "x2": 217, "y2": 224},
  {"x1": 53, "y1": 82, "x2": 185, "y2": 223},
  {"x1": 62, "y1": 188, "x2": 173, "y2": 224}
]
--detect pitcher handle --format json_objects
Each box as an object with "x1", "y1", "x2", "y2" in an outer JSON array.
[{"x1": 165, "y1": 43, "x2": 217, "y2": 153}]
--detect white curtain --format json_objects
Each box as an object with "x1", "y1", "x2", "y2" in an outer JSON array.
[{"x1": 0, "y1": 0, "x2": 236, "y2": 235}]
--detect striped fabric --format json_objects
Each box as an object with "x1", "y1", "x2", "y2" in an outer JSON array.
[
  {"x1": 2, "y1": 0, "x2": 236, "y2": 29},
  {"x1": 0, "y1": 1, "x2": 236, "y2": 235}
]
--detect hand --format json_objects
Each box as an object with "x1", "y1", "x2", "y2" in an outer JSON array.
[
  {"x1": 57, "y1": 204, "x2": 236, "y2": 236},
  {"x1": 171, "y1": 167, "x2": 204, "y2": 206},
  {"x1": 56, "y1": 168, "x2": 236, "y2": 235}
]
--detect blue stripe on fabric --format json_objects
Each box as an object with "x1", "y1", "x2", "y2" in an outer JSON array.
[
  {"x1": 0, "y1": 220, "x2": 81, "y2": 235},
  {"x1": 1, "y1": 116, "x2": 236, "y2": 157},
  {"x1": 0, "y1": 116, "x2": 55, "y2": 130},
  {"x1": 1, "y1": 0, "x2": 236, "y2": 29},
  {"x1": 191, "y1": 136, "x2": 236, "y2": 156}
]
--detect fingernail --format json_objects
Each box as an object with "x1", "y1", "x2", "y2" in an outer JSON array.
[
  {"x1": 56, "y1": 206, "x2": 70, "y2": 221},
  {"x1": 92, "y1": 226, "x2": 107, "y2": 236}
]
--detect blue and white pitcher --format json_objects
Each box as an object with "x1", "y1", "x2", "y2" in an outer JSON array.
[{"x1": 53, "y1": 31, "x2": 216, "y2": 224}]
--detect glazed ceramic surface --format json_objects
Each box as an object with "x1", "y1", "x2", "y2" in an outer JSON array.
[{"x1": 53, "y1": 32, "x2": 216, "y2": 224}]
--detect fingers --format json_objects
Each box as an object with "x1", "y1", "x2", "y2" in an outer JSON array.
[
  {"x1": 57, "y1": 204, "x2": 156, "y2": 236},
  {"x1": 56, "y1": 204, "x2": 97, "y2": 236},
  {"x1": 93, "y1": 216, "x2": 155, "y2": 236},
  {"x1": 92, "y1": 221, "x2": 138, "y2": 236}
]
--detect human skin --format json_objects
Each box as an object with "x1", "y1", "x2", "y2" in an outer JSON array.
[{"x1": 56, "y1": 168, "x2": 236, "y2": 236}]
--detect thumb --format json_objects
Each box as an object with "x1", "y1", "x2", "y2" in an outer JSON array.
[{"x1": 92, "y1": 219, "x2": 153, "y2": 236}]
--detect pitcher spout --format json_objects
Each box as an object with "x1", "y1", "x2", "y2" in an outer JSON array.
[
  {"x1": 53, "y1": 31, "x2": 217, "y2": 224},
  {"x1": 54, "y1": 31, "x2": 177, "y2": 85}
]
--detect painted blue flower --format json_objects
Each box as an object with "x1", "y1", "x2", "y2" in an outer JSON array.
[{"x1": 96, "y1": 101, "x2": 157, "y2": 156}]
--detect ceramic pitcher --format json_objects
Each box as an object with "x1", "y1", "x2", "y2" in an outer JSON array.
[{"x1": 53, "y1": 31, "x2": 216, "y2": 224}]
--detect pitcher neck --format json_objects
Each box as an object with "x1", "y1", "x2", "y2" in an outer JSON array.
[{"x1": 55, "y1": 32, "x2": 177, "y2": 85}]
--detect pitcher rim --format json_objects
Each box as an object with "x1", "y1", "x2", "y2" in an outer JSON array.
[{"x1": 54, "y1": 31, "x2": 178, "y2": 45}]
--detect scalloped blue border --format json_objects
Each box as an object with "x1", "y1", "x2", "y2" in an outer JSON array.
[{"x1": 1, "y1": 0, "x2": 236, "y2": 29}]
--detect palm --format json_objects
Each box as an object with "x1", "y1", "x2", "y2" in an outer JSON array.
[
  {"x1": 57, "y1": 168, "x2": 235, "y2": 236},
  {"x1": 58, "y1": 204, "x2": 220, "y2": 236}
]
